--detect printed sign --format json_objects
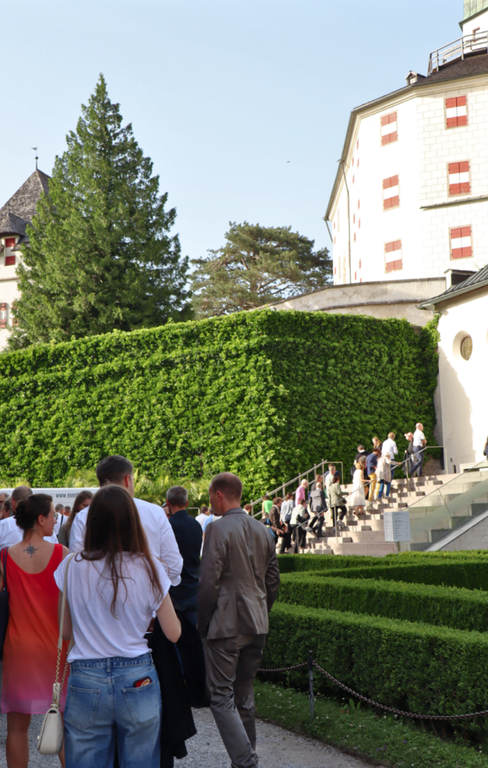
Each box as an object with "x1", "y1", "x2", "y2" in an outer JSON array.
[
  {"x1": 384, "y1": 509, "x2": 411, "y2": 542},
  {"x1": 0, "y1": 487, "x2": 98, "y2": 507}
]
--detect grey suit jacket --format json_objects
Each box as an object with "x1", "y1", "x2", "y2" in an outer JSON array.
[{"x1": 197, "y1": 508, "x2": 280, "y2": 640}]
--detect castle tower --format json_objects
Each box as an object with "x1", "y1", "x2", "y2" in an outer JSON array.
[
  {"x1": 461, "y1": 1, "x2": 488, "y2": 34},
  {"x1": 326, "y1": 1, "x2": 488, "y2": 287},
  {"x1": 0, "y1": 170, "x2": 50, "y2": 349}
]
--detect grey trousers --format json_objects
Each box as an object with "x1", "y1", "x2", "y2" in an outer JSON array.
[{"x1": 204, "y1": 634, "x2": 266, "y2": 768}]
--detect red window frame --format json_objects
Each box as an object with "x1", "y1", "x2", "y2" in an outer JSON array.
[
  {"x1": 381, "y1": 112, "x2": 398, "y2": 145},
  {"x1": 385, "y1": 240, "x2": 402, "y2": 273},
  {"x1": 450, "y1": 226, "x2": 472, "y2": 259},
  {"x1": 446, "y1": 96, "x2": 467, "y2": 128},
  {"x1": 448, "y1": 161, "x2": 470, "y2": 196},
  {"x1": 383, "y1": 175, "x2": 400, "y2": 210},
  {"x1": 4, "y1": 255, "x2": 16, "y2": 266}
]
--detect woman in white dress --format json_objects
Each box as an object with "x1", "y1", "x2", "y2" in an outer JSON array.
[{"x1": 350, "y1": 457, "x2": 368, "y2": 517}]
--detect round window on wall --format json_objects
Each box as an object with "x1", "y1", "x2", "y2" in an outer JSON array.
[{"x1": 460, "y1": 335, "x2": 473, "y2": 361}]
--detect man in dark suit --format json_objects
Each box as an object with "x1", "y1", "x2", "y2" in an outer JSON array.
[
  {"x1": 198, "y1": 473, "x2": 280, "y2": 768},
  {"x1": 167, "y1": 485, "x2": 203, "y2": 627}
]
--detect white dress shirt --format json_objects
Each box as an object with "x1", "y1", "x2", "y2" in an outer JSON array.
[
  {"x1": 382, "y1": 438, "x2": 398, "y2": 461},
  {"x1": 0, "y1": 516, "x2": 58, "y2": 548},
  {"x1": 69, "y1": 496, "x2": 183, "y2": 586},
  {"x1": 413, "y1": 429, "x2": 426, "y2": 448}
]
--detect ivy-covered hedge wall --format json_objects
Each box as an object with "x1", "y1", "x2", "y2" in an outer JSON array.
[{"x1": 0, "y1": 310, "x2": 438, "y2": 494}]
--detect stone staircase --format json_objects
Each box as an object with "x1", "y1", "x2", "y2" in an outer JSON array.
[{"x1": 288, "y1": 474, "x2": 462, "y2": 557}]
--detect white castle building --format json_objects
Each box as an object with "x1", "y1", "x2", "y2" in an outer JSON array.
[
  {"x1": 325, "y1": 0, "x2": 488, "y2": 287},
  {"x1": 0, "y1": 170, "x2": 50, "y2": 351}
]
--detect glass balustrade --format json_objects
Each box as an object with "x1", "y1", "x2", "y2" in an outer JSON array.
[{"x1": 398, "y1": 458, "x2": 488, "y2": 552}]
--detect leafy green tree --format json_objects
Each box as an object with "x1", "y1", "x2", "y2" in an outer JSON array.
[
  {"x1": 190, "y1": 222, "x2": 332, "y2": 317},
  {"x1": 9, "y1": 75, "x2": 190, "y2": 348}
]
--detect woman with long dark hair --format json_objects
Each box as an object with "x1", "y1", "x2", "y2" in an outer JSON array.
[
  {"x1": 57, "y1": 490, "x2": 93, "y2": 548},
  {"x1": 54, "y1": 484, "x2": 180, "y2": 768},
  {"x1": 0, "y1": 494, "x2": 69, "y2": 768}
]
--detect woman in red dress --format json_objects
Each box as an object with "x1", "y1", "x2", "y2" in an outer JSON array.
[{"x1": 0, "y1": 494, "x2": 69, "y2": 768}]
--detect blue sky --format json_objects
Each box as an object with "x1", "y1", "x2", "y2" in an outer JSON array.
[{"x1": 1, "y1": 0, "x2": 462, "y2": 266}]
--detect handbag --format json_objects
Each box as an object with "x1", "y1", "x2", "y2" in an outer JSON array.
[
  {"x1": 37, "y1": 553, "x2": 75, "y2": 756},
  {"x1": 0, "y1": 547, "x2": 9, "y2": 660}
]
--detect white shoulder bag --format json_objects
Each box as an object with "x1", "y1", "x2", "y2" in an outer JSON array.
[{"x1": 37, "y1": 553, "x2": 75, "y2": 755}]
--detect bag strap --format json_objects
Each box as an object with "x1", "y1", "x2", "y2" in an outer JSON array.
[
  {"x1": 0, "y1": 547, "x2": 8, "y2": 590},
  {"x1": 53, "y1": 553, "x2": 75, "y2": 708}
]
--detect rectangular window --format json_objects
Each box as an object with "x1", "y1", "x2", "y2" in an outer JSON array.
[
  {"x1": 0, "y1": 303, "x2": 7, "y2": 329},
  {"x1": 448, "y1": 161, "x2": 470, "y2": 195},
  {"x1": 5, "y1": 237, "x2": 15, "y2": 249},
  {"x1": 385, "y1": 240, "x2": 402, "y2": 273},
  {"x1": 4, "y1": 255, "x2": 16, "y2": 266},
  {"x1": 446, "y1": 96, "x2": 467, "y2": 128},
  {"x1": 450, "y1": 226, "x2": 472, "y2": 259},
  {"x1": 381, "y1": 112, "x2": 398, "y2": 145},
  {"x1": 383, "y1": 175, "x2": 399, "y2": 210}
]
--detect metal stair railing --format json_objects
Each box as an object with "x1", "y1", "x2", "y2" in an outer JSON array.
[{"x1": 250, "y1": 459, "x2": 344, "y2": 517}]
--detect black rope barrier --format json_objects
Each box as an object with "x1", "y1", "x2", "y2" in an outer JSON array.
[{"x1": 258, "y1": 655, "x2": 488, "y2": 722}]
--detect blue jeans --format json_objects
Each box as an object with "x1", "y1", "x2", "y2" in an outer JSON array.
[
  {"x1": 64, "y1": 653, "x2": 161, "y2": 768},
  {"x1": 377, "y1": 481, "x2": 391, "y2": 499}
]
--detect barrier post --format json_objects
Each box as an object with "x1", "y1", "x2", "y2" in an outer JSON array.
[{"x1": 308, "y1": 650, "x2": 314, "y2": 722}]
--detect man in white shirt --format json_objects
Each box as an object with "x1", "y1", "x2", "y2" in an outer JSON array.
[
  {"x1": 412, "y1": 423, "x2": 426, "y2": 478},
  {"x1": 196, "y1": 505, "x2": 210, "y2": 528},
  {"x1": 382, "y1": 432, "x2": 398, "y2": 482},
  {"x1": 0, "y1": 486, "x2": 58, "y2": 547},
  {"x1": 69, "y1": 455, "x2": 183, "y2": 587}
]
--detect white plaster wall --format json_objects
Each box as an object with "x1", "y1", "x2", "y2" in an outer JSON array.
[
  {"x1": 0, "y1": 276, "x2": 19, "y2": 351},
  {"x1": 330, "y1": 74, "x2": 488, "y2": 286},
  {"x1": 462, "y1": 10, "x2": 488, "y2": 34},
  {"x1": 270, "y1": 277, "x2": 445, "y2": 326},
  {"x1": 0, "y1": 235, "x2": 21, "y2": 351},
  {"x1": 437, "y1": 288, "x2": 488, "y2": 472},
  {"x1": 418, "y1": 80, "x2": 488, "y2": 276}
]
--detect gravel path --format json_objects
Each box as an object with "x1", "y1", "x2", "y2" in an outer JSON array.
[{"x1": 0, "y1": 704, "x2": 374, "y2": 768}]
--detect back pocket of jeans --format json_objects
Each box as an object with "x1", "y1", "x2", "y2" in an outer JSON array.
[
  {"x1": 65, "y1": 685, "x2": 101, "y2": 730},
  {"x1": 122, "y1": 682, "x2": 160, "y2": 725}
]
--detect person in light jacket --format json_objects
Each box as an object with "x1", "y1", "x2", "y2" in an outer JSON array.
[
  {"x1": 328, "y1": 476, "x2": 347, "y2": 526},
  {"x1": 376, "y1": 454, "x2": 392, "y2": 500}
]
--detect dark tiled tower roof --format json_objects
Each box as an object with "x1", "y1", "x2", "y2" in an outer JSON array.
[{"x1": 0, "y1": 170, "x2": 50, "y2": 237}]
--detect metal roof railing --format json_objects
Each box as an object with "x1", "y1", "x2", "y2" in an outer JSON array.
[{"x1": 428, "y1": 31, "x2": 488, "y2": 74}]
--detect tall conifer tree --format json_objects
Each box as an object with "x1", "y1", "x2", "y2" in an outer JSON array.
[
  {"x1": 10, "y1": 75, "x2": 189, "y2": 348},
  {"x1": 191, "y1": 222, "x2": 331, "y2": 317}
]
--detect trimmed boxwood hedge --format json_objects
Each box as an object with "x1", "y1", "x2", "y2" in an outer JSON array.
[
  {"x1": 264, "y1": 602, "x2": 488, "y2": 728},
  {"x1": 277, "y1": 551, "x2": 488, "y2": 575},
  {"x1": 0, "y1": 310, "x2": 437, "y2": 494},
  {"x1": 278, "y1": 573, "x2": 488, "y2": 632},
  {"x1": 312, "y1": 560, "x2": 488, "y2": 590}
]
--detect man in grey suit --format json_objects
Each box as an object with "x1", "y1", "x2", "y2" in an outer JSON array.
[{"x1": 198, "y1": 473, "x2": 280, "y2": 768}]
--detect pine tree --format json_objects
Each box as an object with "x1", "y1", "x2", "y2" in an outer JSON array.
[
  {"x1": 190, "y1": 222, "x2": 332, "y2": 317},
  {"x1": 9, "y1": 75, "x2": 190, "y2": 348}
]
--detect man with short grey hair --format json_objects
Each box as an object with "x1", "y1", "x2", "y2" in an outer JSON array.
[{"x1": 166, "y1": 485, "x2": 202, "y2": 626}]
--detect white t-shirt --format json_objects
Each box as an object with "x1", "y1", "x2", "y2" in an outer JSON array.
[
  {"x1": 413, "y1": 429, "x2": 426, "y2": 448},
  {"x1": 0, "y1": 516, "x2": 58, "y2": 548},
  {"x1": 195, "y1": 513, "x2": 209, "y2": 528},
  {"x1": 54, "y1": 552, "x2": 170, "y2": 662},
  {"x1": 69, "y1": 496, "x2": 183, "y2": 586}
]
